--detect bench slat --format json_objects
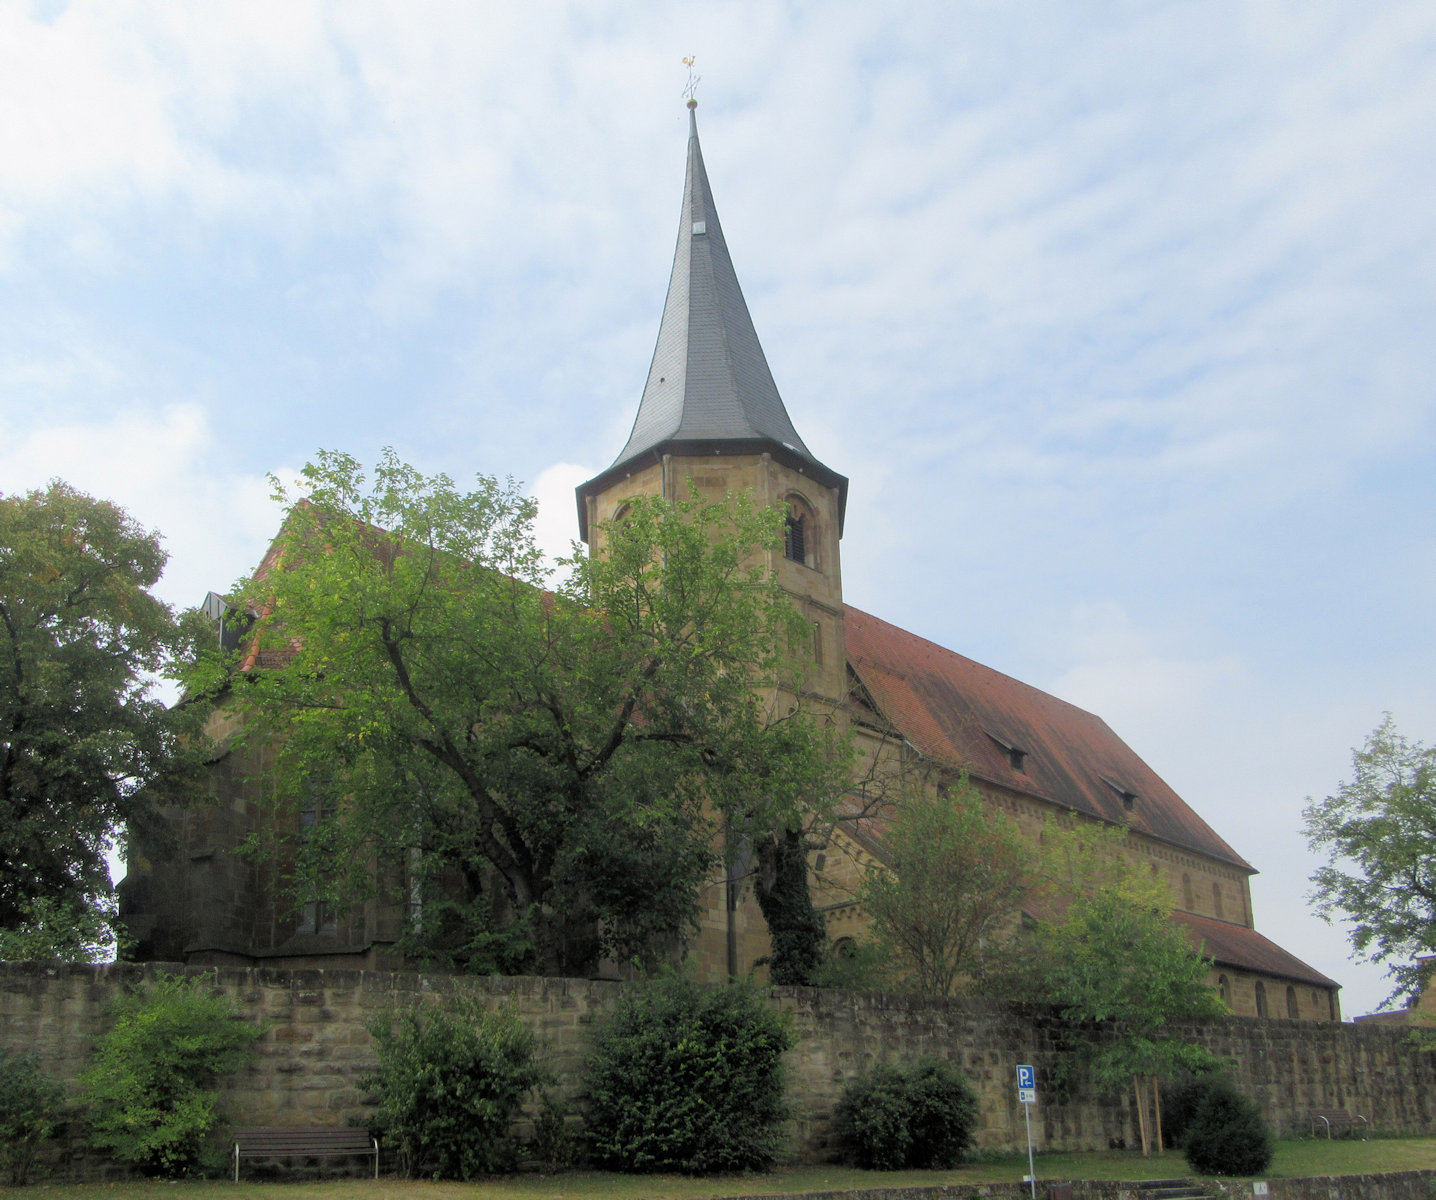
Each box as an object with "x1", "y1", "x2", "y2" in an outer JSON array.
[
  {"x1": 1308, "y1": 1110, "x2": 1367, "y2": 1139},
  {"x1": 232, "y1": 1127, "x2": 379, "y2": 1181},
  {"x1": 235, "y1": 1136, "x2": 373, "y2": 1154}
]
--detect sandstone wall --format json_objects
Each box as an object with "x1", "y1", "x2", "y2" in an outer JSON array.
[
  {"x1": 724, "y1": 1177, "x2": 1436, "y2": 1200},
  {"x1": 3, "y1": 961, "x2": 1433, "y2": 1167}
]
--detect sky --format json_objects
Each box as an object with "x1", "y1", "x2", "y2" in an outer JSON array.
[{"x1": 2, "y1": 1, "x2": 1433, "y2": 1019}]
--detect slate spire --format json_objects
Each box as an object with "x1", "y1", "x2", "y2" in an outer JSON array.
[{"x1": 578, "y1": 101, "x2": 846, "y2": 540}]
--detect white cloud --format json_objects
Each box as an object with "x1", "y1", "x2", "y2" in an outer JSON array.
[
  {"x1": 0, "y1": 7, "x2": 180, "y2": 204},
  {"x1": 1028, "y1": 600, "x2": 1412, "y2": 1018},
  {"x1": 0, "y1": 403, "x2": 282, "y2": 612},
  {"x1": 530, "y1": 461, "x2": 599, "y2": 577},
  {"x1": 1048, "y1": 605, "x2": 1249, "y2": 731}
]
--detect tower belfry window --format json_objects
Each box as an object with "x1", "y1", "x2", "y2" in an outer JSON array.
[{"x1": 784, "y1": 512, "x2": 806, "y2": 565}]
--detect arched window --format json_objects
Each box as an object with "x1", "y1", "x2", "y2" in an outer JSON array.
[
  {"x1": 783, "y1": 510, "x2": 806, "y2": 564},
  {"x1": 1212, "y1": 882, "x2": 1225, "y2": 921},
  {"x1": 1255, "y1": 981, "x2": 1268, "y2": 1017},
  {"x1": 1182, "y1": 873, "x2": 1194, "y2": 910},
  {"x1": 1217, "y1": 975, "x2": 1230, "y2": 1007},
  {"x1": 782, "y1": 495, "x2": 818, "y2": 569},
  {"x1": 604, "y1": 502, "x2": 633, "y2": 547},
  {"x1": 297, "y1": 789, "x2": 338, "y2": 936},
  {"x1": 1286, "y1": 986, "x2": 1299, "y2": 1019}
]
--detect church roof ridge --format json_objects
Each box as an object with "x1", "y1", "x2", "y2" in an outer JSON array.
[{"x1": 578, "y1": 104, "x2": 847, "y2": 539}]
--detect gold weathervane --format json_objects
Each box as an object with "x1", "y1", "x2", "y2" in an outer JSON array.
[{"x1": 682, "y1": 56, "x2": 701, "y2": 104}]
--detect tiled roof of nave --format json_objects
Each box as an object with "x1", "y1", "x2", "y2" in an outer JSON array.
[{"x1": 843, "y1": 604, "x2": 1253, "y2": 872}]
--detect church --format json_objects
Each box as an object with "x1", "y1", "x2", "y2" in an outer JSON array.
[{"x1": 120, "y1": 102, "x2": 1340, "y2": 1022}]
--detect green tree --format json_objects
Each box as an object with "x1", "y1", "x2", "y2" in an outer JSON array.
[
  {"x1": 858, "y1": 775, "x2": 1027, "y2": 996},
  {"x1": 203, "y1": 450, "x2": 847, "y2": 976},
  {"x1": 1305, "y1": 715, "x2": 1436, "y2": 1005},
  {"x1": 0, "y1": 894, "x2": 125, "y2": 963},
  {"x1": 1030, "y1": 818, "x2": 1224, "y2": 1156},
  {"x1": 0, "y1": 482, "x2": 200, "y2": 954}
]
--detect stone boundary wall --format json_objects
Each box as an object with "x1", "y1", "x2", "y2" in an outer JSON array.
[
  {"x1": 730, "y1": 1177, "x2": 1436, "y2": 1200},
  {"x1": 774, "y1": 987, "x2": 1436, "y2": 1154},
  {"x1": 3, "y1": 961, "x2": 1435, "y2": 1168}
]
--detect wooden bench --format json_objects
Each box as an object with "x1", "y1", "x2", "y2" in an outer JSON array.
[
  {"x1": 1309, "y1": 1110, "x2": 1367, "y2": 1139},
  {"x1": 232, "y1": 1127, "x2": 379, "y2": 1182}
]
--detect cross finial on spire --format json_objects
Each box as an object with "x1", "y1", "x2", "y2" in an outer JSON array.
[{"x1": 682, "y1": 56, "x2": 700, "y2": 108}]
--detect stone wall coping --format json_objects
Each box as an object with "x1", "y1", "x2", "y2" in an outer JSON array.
[{"x1": 2, "y1": 961, "x2": 1429, "y2": 1042}]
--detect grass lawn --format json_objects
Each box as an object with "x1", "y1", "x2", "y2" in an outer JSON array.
[{"x1": 7, "y1": 1138, "x2": 1434, "y2": 1198}]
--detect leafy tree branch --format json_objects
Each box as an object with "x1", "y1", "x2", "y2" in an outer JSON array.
[
  {"x1": 197, "y1": 449, "x2": 849, "y2": 976},
  {"x1": 1305, "y1": 714, "x2": 1436, "y2": 1005}
]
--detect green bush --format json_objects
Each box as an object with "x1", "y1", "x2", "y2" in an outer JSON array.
[
  {"x1": 363, "y1": 993, "x2": 542, "y2": 1179},
  {"x1": 832, "y1": 1057, "x2": 979, "y2": 1169},
  {"x1": 530, "y1": 1087, "x2": 577, "y2": 1171},
  {"x1": 1182, "y1": 1076, "x2": 1273, "y2": 1176},
  {"x1": 584, "y1": 975, "x2": 794, "y2": 1173},
  {"x1": 1160, "y1": 1073, "x2": 1222, "y2": 1149},
  {"x1": 0, "y1": 1049, "x2": 67, "y2": 1184},
  {"x1": 79, "y1": 973, "x2": 264, "y2": 1177}
]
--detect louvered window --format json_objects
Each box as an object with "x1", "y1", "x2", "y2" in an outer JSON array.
[{"x1": 784, "y1": 512, "x2": 806, "y2": 564}]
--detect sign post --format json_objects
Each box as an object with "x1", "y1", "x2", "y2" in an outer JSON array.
[{"x1": 1016, "y1": 1064, "x2": 1037, "y2": 1199}]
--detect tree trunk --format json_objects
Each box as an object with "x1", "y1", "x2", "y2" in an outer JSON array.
[
  {"x1": 1152, "y1": 1075, "x2": 1164, "y2": 1153},
  {"x1": 754, "y1": 829, "x2": 826, "y2": 985},
  {"x1": 1133, "y1": 1075, "x2": 1151, "y2": 1156}
]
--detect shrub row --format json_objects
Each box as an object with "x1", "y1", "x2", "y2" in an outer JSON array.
[
  {"x1": 2, "y1": 971, "x2": 1275, "y2": 1182},
  {"x1": 365, "y1": 974, "x2": 990, "y2": 1178}
]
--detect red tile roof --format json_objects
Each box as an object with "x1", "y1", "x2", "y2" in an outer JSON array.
[
  {"x1": 1174, "y1": 911, "x2": 1338, "y2": 988},
  {"x1": 843, "y1": 604, "x2": 1253, "y2": 871}
]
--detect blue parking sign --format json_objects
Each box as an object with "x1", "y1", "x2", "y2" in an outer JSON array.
[
  {"x1": 1016, "y1": 1065, "x2": 1038, "y2": 1196},
  {"x1": 1016, "y1": 1064, "x2": 1036, "y2": 1104}
]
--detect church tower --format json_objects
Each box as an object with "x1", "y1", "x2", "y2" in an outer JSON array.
[
  {"x1": 577, "y1": 101, "x2": 848, "y2": 706},
  {"x1": 576, "y1": 101, "x2": 849, "y2": 975}
]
